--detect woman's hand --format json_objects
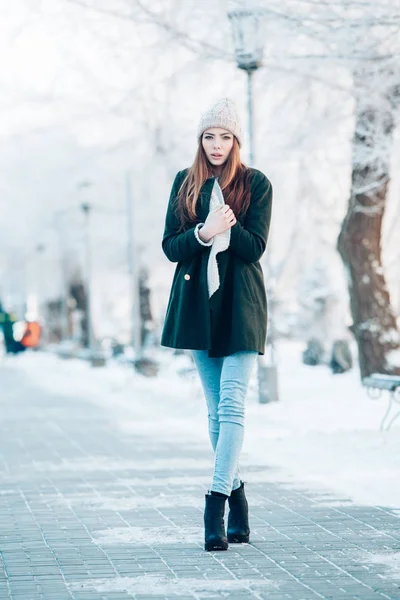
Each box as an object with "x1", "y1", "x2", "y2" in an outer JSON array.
[{"x1": 199, "y1": 205, "x2": 237, "y2": 242}]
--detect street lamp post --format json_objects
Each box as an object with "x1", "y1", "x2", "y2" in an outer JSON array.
[
  {"x1": 34, "y1": 244, "x2": 46, "y2": 342},
  {"x1": 80, "y1": 201, "x2": 94, "y2": 353},
  {"x1": 228, "y1": 8, "x2": 279, "y2": 403},
  {"x1": 53, "y1": 209, "x2": 71, "y2": 342},
  {"x1": 246, "y1": 70, "x2": 255, "y2": 167},
  {"x1": 125, "y1": 171, "x2": 142, "y2": 363}
]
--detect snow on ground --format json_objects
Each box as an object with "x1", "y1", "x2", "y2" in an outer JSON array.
[
  {"x1": 69, "y1": 574, "x2": 277, "y2": 597},
  {"x1": 363, "y1": 552, "x2": 400, "y2": 580},
  {"x1": 242, "y1": 344, "x2": 400, "y2": 509},
  {"x1": 93, "y1": 524, "x2": 204, "y2": 546},
  {"x1": 3, "y1": 342, "x2": 400, "y2": 508},
  {"x1": 44, "y1": 488, "x2": 268, "y2": 511}
]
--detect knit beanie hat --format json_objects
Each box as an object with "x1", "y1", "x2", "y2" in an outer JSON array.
[{"x1": 197, "y1": 97, "x2": 242, "y2": 147}]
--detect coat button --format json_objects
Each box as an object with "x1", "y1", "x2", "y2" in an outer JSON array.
[{"x1": 184, "y1": 274, "x2": 190, "y2": 280}]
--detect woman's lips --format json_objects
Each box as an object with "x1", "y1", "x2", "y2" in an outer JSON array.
[{"x1": 211, "y1": 154, "x2": 223, "y2": 158}]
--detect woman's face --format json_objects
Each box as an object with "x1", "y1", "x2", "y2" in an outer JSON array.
[{"x1": 202, "y1": 128, "x2": 234, "y2": 169}]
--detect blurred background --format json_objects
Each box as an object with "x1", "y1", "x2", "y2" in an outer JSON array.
[{"x1": 1, "y1": 0, "x2": 399, "y2": 389}]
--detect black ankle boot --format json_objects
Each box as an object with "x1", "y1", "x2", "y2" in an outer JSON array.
[
  {"x1": 204, "y1": 492, "x2": 229, "y2": 551},
  {"x1": 227, "y1": 481, "x2": 250, "y2": 543}
]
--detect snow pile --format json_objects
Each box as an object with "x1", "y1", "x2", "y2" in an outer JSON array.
[{"x1": 241, "y1": 343, "x2": 400, "y2": 508}]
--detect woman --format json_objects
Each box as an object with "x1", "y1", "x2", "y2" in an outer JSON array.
[{"x1": 161, "y1": 98, "x2": 273, "y2": 551}]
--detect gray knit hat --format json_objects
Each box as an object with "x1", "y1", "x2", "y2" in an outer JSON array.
[{"x1": 197, "y1": 97, "x2": 242, "y2": 147}]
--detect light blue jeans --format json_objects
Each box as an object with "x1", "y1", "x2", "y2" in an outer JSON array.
[{"x1": 191, "y1": 350, "x2": 258, "y2": 496}]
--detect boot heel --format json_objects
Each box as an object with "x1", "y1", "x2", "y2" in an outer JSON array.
[
  {"x1": 227, "y1": 532, "x2": 249, "y2": 544},
  {"x1": 205, "y1": 538, "x2": 229, "y2": 551}
]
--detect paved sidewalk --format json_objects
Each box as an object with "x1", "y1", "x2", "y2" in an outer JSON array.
[{"x1": 0, "y1": 359, "x2": 399, "y2": 600}]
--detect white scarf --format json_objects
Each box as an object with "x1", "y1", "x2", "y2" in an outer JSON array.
[{"x1": 207, "y1": 178, "x2": 231, "y2": 298}]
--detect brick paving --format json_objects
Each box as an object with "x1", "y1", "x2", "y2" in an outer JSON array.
[{"x1": 0, "y1": 358, "x2": 399, "y2": 600}]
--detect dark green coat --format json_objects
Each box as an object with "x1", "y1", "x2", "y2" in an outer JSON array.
[{"x1": 160, "y1": 167, "x2": 273, "y2": 357}]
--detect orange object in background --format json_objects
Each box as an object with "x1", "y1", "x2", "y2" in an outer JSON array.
[{"x1": 20, "y1": 321, "x2": 41, "y2": 348}]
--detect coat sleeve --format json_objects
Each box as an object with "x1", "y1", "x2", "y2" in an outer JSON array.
[
  {"x1": 162, "y1": 171, "x2": 213, "y2": 263},
  {"x1": 229, "y1": 172, "x2": 272, "y2": 264}
]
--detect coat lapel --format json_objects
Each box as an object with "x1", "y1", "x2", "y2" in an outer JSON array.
[{"x1": 196, "y1": 177, "x2": 215, "y2": 222}]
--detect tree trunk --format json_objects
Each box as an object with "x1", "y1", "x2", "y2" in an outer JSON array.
[{"x1": 337, "y1": 68, "x2": 400, "y2": 377}]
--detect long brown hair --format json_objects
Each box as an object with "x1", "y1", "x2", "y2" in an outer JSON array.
[{"x1": 176, "y1": 137, "x2": 251, "y2": 230}]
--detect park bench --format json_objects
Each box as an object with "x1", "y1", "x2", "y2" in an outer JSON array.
[{"x1": 362, "y1": 373, "x2": 400, "y2": 431}]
